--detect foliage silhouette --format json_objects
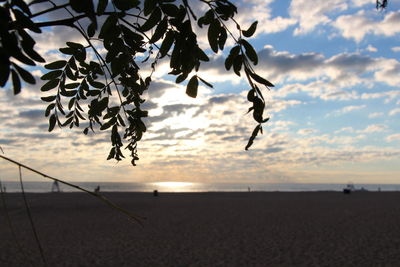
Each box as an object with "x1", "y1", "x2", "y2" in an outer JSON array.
[
  {"x1": 1, "y1": 0, "x2": 274, "y2": 165},
  {"x1": 1, "y1": 0, "x2": 387, "y2": 165}
]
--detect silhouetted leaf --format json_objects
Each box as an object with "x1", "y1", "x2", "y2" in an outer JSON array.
[
  {"x1": 87, "y1": 22, "x2": 96, "y2": 38},
  {"x1": 12, "y1": 9, "x2": 41, "y2": 33},
  {"x1": 0, "y1": 59, "x2": 10, "y2": 87},
  {"x1": 233, "y1": 55, "x2": 242, "y2": 76},
  {"x1": 249, "y1": 72, "x2": 274, "y2": 87},
  {"x1": 48, "y1": 114, "x2": 56, "y2": 132},
  {"x1": 97, "y1": 0, "x2": 108, "y2": 15},
  {"x1": 245, "y1": 124, "x2": 261, "y2": 150},
  {"x1": 149, "y1": 17, "x2": 168, "y2": 43},
  {"x1": 141, "y1": 7, "x2": 161, "y2": 32},
  {"x1": 208, "y1": 19, "x2": 220, "y2": 53},
  {"x1": 218, "y1": 27, "x2": 227, "y2": 50},
  {"x1": 45, "y1": 103, "x2": 55, "y2": 117},
  {"x1": 45, "y1": 60, "x2": 67, "y2": 70},
  {"x1": 161, "y1": 3, "x2": 179, "y2": 17},
  {"x1": 21, "y1": 41, "x2": 45, "y2": 62},
  {"x1": 240, "y1": 39, "x2": 258, "y2": 65},
  {"x1": 144, "y1": 0, "x2": 157, "y2": 16},
  {"x1": 65, "y1": 82, "x2": 80, "y2": 89},
  {"x1": 41, "y1": 95, "x2": 57, "y2": 102},
  {"x1": 100, "y1": 116, "x2": 117, "y2": 130},
  {"x1": 41, "y1": 70, "x2": 62, "y2": 80},
  {"x1": 114, "y1": 0, "x2": 139, "y2": 11},
  {"x1": 11, "y1": 69, "x2": 21, "y2": 95},
  {"x1": 12, "y1": 62, "x2": 35, "y2": 84},
  {"x1": 242, "y1": 21, "x2": 258, "y2": 37},
  {"x1": 41, "y1": 79, "x2": 59, "y2": 91},
  {"x1": 186, "y1": 75, "x2": 198, "y2": 98},
  {"x1": 175, "y1": 73, "x2": 188, "y2": 83}
]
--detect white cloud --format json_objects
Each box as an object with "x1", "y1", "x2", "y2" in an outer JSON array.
[
  {"x1": 289, "y1": 0, "x2": 348, "y2": 35},
  {"x1": 359, "y1": 124, "x2": 387, "y2": 133},
  {"x1": 389, "y1": 108, "x2": 400, "y2": 116},
  {"x1": 365, "y1": 45, "x2": 378, "y2": 52},
  {"x1": 386, "y1": 134, "x2": 400, "y2": 142},
  {"x1": 326, "y1": 105, "x2": 366, "y2": 117},
  {"x1": 334, "y1": 10, "x2": 400, "y2": 42},
  {"x1": 391, "y1": 46, "x2": 400, "y2": 52},
  {"x1": 368, "y1": 112, "x2": 384, "y2": 118}
]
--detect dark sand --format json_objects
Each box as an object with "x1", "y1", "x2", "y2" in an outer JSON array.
[{"x1": 1, "y1": 192, "x2": 400, "y2": 266}]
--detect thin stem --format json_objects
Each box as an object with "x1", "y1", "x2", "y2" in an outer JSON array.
[
  {"x1": 0, "y1": 180, "x2": 35, "y2": 267},
  {"x1": 18, "y1": 166, "x2": 48, "y2": 267},
  {"x1": 0, "y1": 155, "x2": 145, "y2": 225}
]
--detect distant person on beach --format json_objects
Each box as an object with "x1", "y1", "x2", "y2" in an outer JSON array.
[
  {"x1": 51, "y1": 180, "x2": 60, "y2": 192},
  {"x1": 95, "y1": 185, "x2": 100, "y2": 193}
]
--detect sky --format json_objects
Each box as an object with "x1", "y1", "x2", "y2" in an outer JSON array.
[{"x1": 1, "y1": 0, "x2": 400, "y2": 184}]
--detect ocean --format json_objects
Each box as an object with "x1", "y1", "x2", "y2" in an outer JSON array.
[{"x1": 0, "y1": 181, "x2": 399, "y2": 193}]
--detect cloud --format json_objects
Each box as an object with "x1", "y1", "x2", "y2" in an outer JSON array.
[
  {"x1": 386, "y1": 134, "x2": 400, "y2": 142},
  {"x1": 392, "y1": 46, "x2": 400, "y2": 52},
  {"x1": 365, "y1": 45, "x2": 378, "y2": 52},
  {"x1": 326, "y1": 105, "x2": 366, "y2": 117},
  {"x1": 333, "y1": 10, "x2": 400, "y2": 42},
  {"x1": 389, "y1": 108, "x2": 400, "y2": 116},
  {"x1": 368, "y1": 112, "x2": 384, "y2": 118},
  {"x1": 289, "y1": 0, "x2": 348, "y2": 35}
]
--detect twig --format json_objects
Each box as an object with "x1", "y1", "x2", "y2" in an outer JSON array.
[
  {"x1": 0, "y1": 179, "x2": 35, "y2": 267},
  {"x1": 18, "y1": 166, "x2": 48, "y2": 267},
  {"x1": 0, "y1": 155, "x2": 145, "y2": 225}
]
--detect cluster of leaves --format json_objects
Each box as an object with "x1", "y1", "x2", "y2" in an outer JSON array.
[
  {"x1": 0, "y1": 0, "x2": 45, "y2": 94},
  {"x1": 1, "y1": 0, "x2": 275, "y2": 166}
]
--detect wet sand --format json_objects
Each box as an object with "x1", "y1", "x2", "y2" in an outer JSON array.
[{"x1": 1, "y1": 191, "x2": 400, "y2": 266}]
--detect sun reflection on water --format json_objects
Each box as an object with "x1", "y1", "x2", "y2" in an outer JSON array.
[{"x1": 152, "y1": 182, "x2": 194, "y2": 192}]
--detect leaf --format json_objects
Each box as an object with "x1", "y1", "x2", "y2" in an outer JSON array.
[
  {"x1": 208, "y1": 19, "x2": 220, "y2": 53},
  {"x1": 233, "y1": 55, "x2": 242, "y2": 76},
  {"x1": 97, "y1": 0, "x2": 108, "y2": 15},
  {"x1": 186, "y1": 75, "x2": 198, "y2": 98},
  {"x1": 114, "y1": 0, "x2": 139, "y2": 11},
  {"x1": 161, "y1": 4, "x2": 179, "y2": 17},
  {"x1": 11, "y1": 69, "x2": 21, "y2": 95},
  {"x1": 12, "y1": 9, "x2": 41, "y2": 33},
  {"x1": 249, "y1": 72, "x2": 274, "y2": 87},
  {"x1": 197, "y1": 76, "x2": 213, "y2": 88},
  {"x1": 196, "y1": 46, "x2": 209, "y2": 62},
  {"x1": 245, "y1": 124, "x2": 261, "y2": 150},
  {"x1": 140, "y1": 7, "x2": 161, "y2": 32},
  {"x1": 21, "y1": 41, "x2": 45, "y2": 63},
  {"x1": 242, "y1": 21, "x2": 258, "y2": 38},
  {"x1": 44, "y1": 60, "x2": 67, "y2": 70},
  {"x1": 41, "y1": 70, "x2": 63, "y2": 80},
  {"x1": 240, "y1": 39, "x2": 258, "y2": 65},
  {"x1": 41, "y1": 95, "x2": 57, "y2": 102},
  {"x1": 87, "y1": 22, "x2": 96, "y2": 38},
  {"x1": 218, "y1": 27, "x2": 227, "y2": 50},
  {"x1": 159, "y1": 30, "x2": 174, "y2": 58},
  {"x1": 41, "y1": 79, "x2": 60, "y2": 91},
  {"x1": 65, "y1": 82, "x2": 80, "y2": 89},
  {"x1": 45, "y1": 103, "x2": 55, "y2": 117},
  {"x1": 144, "y1": 0, "x2": 157, "y2": 16},
  {"x1": 12, "y1": 62, "x2": 35, "y2": 84},
  {"x1": 59, "y1": 47, "x2": 75, "y2": 55},
  {"x1": 100, "y1": 116, "x2": 117, "y2": 130},
  {"x1": 0, "y1": 58, "x2": 10, "y2": 87},
  {"x1": 48, "y1": 114, "x2": 56, "y2": 132},
  {"x1": 89, "y1": 80, "x2": 105, "y2": 89},
  {"x1": 175, "y1": 73, "x2": 188, "y2": 84},
  {"x1": 149, "y1": 17, "x2": 168, "y2": 43}
]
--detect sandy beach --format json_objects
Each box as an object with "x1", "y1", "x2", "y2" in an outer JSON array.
[{"x1": 1, "y1": 191, "x2": 400, "y2": 266}]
